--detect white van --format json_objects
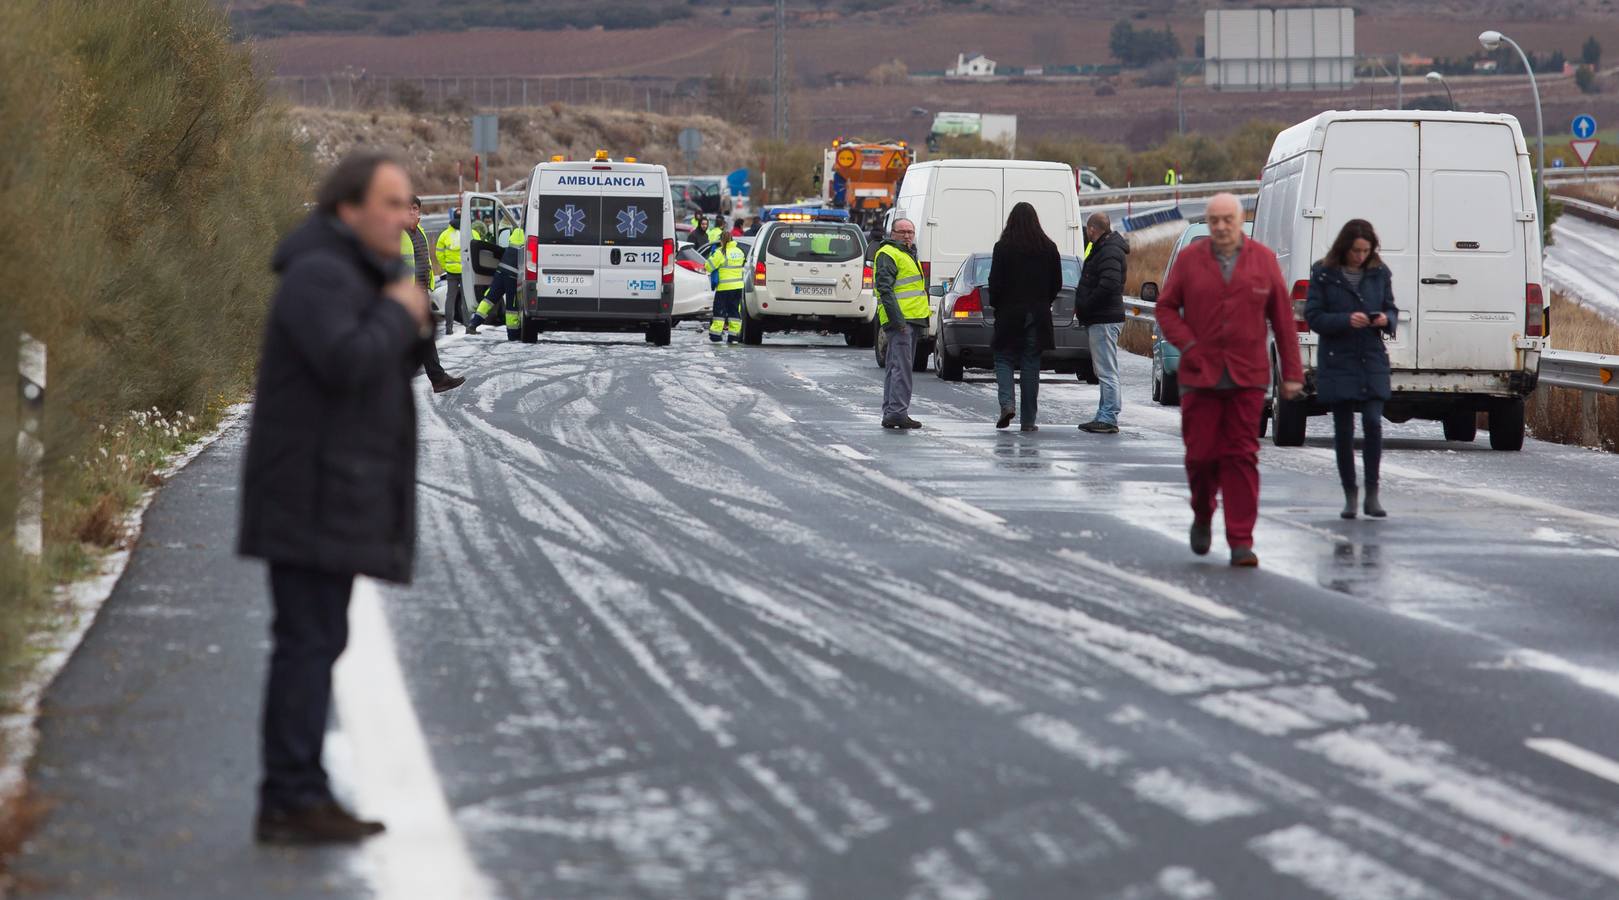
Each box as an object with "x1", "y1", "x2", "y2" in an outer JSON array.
[
  {"x1": 1255, "y1": 110, "x2": 1544, "y2": 450},
  {"x1": 886, "y1": 159, "x2": 1083, "y2": 371},
  {"x1": 519, "y1": 156, "x2": 676, "y2": 345}
]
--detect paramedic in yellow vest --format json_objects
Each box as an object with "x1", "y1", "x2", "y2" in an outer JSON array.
[
  {"x1": 468, "y1": 225, "x2": 526, "y2": 341},
  {"x1": 706, "y1": 219, "x2": 725, "y2": 245},
  {"x1": 874, "y1": 218, "x2": 928, "y2": 429},
  {"x1": 435, "y1": 207, "x2": 480, "y2": 324},
  {"x1": 705, "y1": 231, "x2": 747, "y2": 344}
]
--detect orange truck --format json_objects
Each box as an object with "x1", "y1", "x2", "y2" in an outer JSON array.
[{"x1": 818, "y1": 139, "x2": 914, "y2": 229}]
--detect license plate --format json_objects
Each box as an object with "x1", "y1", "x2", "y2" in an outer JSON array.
[
  {"x1": 794, "y1": 284, "x2": 834, "y2": 297},
  {"x1": 545, "y1": 274, "x2": 589, "y2": 286}
]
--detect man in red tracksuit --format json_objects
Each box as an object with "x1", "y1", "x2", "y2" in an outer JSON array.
[{"x1": 1155, "y1": 194, "x2": 1304, "y2": 567}]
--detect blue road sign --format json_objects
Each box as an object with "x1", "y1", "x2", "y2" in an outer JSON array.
[
  {"x1": 1553, "y1": 158, "x2": 1566, "y2": 168},
  {"x1": 1572, "y1": 115, "x2": 1597, "y2": 140}
]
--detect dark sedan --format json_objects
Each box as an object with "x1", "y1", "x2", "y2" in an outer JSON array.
[{"x1": 931, "y1": 253, "x2": 1095, "y2": 382}]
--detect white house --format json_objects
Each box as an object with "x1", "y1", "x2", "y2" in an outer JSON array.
[{"x1": 949, "y1": 52, "x2": 997, "y2": 77}]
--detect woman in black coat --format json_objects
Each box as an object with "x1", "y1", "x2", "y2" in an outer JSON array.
[
  {"x1": 1304, "y1": 219, "x2": 1399, "y2": 519},
  {"x1": 986, "y1": 202, "x2": 1063, "y2": 432}
]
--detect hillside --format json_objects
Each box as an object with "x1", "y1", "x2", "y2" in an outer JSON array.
[
  {"x1": 225, "y1": 0, "x2": 1612, "y2": 38},
  {"x1": 288, "y1": 106, "x2": 754, "y2": 192}
]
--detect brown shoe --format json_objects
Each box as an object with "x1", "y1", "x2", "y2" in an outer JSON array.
[
  {"x1": 1230, "y1": 546, "x2": 1259, "y2": 568},
  {"x1": 431, "y1": 374, "x2": 466, "y2": 394},
  {"x1": 255, "y1": 801, "x2": 386, "y2": 845}
]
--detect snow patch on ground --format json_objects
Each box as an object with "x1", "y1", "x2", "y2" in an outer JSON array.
[
  {"x1": 1017, "y1": 713, "x2": 1129, "y2": 770},
  {"x1": 1128, "y1": 768, "x2": 1264, "y2": 823},
  {"x1": 1249, "y1": 823, "x2": 1441, "y2": 899}
]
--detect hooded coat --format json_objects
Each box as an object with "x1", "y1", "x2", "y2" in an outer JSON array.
[
  {"x1": 986, "y1": 236, "x2": 1063, "y2": 355},
  {"x1": 237, "y1": 214, "x2": 423, "y2": 584},
  {"x1": 1304, "y1": 261, "x2": 1398, "y2": 404}
]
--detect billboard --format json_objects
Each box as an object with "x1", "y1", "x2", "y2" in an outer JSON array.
[{"x1": 1205, "y1": 8, "x2": 1355, "y2": 92}]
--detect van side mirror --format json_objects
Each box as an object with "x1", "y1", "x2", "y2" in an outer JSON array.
[{"x1": 1140, "y1": 281, "x2": 1159, "y2": 304}]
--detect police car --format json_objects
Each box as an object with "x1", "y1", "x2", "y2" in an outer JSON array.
[
  {"x1": 516, "y1": 152, "x2": 676, "y2": 345},
  {"x1": 739, "y1": 207, "x2": 875, "y2": 347}
]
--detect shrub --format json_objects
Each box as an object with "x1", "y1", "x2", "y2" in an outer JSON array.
[{"x1": 0, "y1": 0, "x2": 308, "y2": 782}]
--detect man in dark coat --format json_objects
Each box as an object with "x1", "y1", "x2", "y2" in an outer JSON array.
[
  {"x1": 239, "y1": 152, "x2": 429, "y2": 845},
  {"x1": 1076, "y1": 212, "x2": 1128, "y2": 433}
]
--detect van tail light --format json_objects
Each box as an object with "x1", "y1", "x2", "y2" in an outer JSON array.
[
  {"x1": 1526, "y1": 282, "x2": 1545, "y2": 337},
  {"x1": 953, "y1": 286, "x2": 983, "y2": 318},
  {"x1": 921, "y1": 261, "x2": 932, "y2": 286},
  {"x1": 525, "y1": 234, "x2": 539, "y2": 281},
  {"x1": 862, "y1": 265, "x2": 873, "y2": 289},
  {"x1": 661, "y1": 238, "x2": 675, "y2": 284},
  {"x1": 754, "y1": 261, "x2": 767, "y2": 286},
  {"x1": 1291, "y1": 279, "x2": 1310, "y2": 333}
]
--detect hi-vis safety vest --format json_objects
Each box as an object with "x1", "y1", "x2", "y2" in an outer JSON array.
[
  {"x1": 401, "y1": 226, "x2": 437, "y2": 289},
  {"x1": 435, "y1": 226, "x2": 464, "y2": 273},
  {"x1": 707, "y1": 225, "x2": 725, "y2": 244},
  {"x1": 875, "y1": 243, "x2": 928, "y2": 326},
  {"x1": 707, "y1": 242, "x2": 747, "y2": 291}
]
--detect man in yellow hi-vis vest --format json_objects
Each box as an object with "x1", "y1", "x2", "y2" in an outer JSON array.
[
  {"x1": 706, "y1": 231, "x2": 747, "y2": 344},
  {"x1": 874, "y1": 218, "x2": 928, "y2": 429},
  {"x1": 433, "y1": 208, "x2": 475, "y2": 333}
]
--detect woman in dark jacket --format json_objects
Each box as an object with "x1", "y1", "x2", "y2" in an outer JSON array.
[
  {"x1": 986, "y1": 202, "x2": 1063, "y2": 432},
  {"x1": 1305, "y1": 219, "x2": 1399, "y2": 519}
]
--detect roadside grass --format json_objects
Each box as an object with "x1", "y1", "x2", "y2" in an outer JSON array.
[
  {"x1": 0, "y1": 0, "x2": 309, "y2": 868},
  {"x1": 1120, "y1": 234, "x2": 1176, "y2": 358},
  {"x1": 1554, "y1": 182, "x2": 1619, "y2": 208},
  {"x1": 1527, "y1": 294, "x2": 1619, "y2": 452}
]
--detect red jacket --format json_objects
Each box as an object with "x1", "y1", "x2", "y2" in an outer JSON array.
[{"x1": 1155, "y1": 237, "x2": 1304, "y2": 391}]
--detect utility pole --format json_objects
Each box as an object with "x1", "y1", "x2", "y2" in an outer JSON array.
[{"x1": 773, "y1": 0, "x2": 787, "y2": 140}]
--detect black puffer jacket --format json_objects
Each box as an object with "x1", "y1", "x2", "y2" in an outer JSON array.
[
  {"x1": 1304, "y1": 261, "x2": 1398, "y2": 405},
  {"x1": 238, "y1": 214, "x2": 423, "y2": 584},
  {"x1": 1076, "y1": 229, "x2": 1129, "y2": 326}
]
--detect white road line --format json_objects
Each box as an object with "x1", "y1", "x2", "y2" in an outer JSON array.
[
  {"x1": 1525, "y1": 738, "x2": 1619, "y2": 788},
  {"x1": 827, "y1": 443, "x2": 873, "y2": 461},
  {"x1": 1055, "y1": 548, "x2": 1245, "y2": 621},
  {"x1": 334, "y1": 579, "x2": 492, "y2": 899}
]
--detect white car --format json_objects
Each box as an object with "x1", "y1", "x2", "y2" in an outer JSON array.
[
  {"x1": 740, "y1": 220, "x2": 875, "y2": 346},
  {"x1": 671, "y1": 243, "x2": 714, "y2": 321}
]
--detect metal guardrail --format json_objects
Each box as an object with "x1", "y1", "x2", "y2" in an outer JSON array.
[
  {"x1": 1121, "y1": 296, "x2": 1617, "y2": 397},
  {"x1": 1545, "y1": 165, "x2": 1619, "y2": 182},
  {"x1": 1539, "y1": 349, "x2": 1619, "y2": 395},
  {"x1": 1552, "y1": 194, "x2": 1619, "y2": 226},
  {"x1": 1083, "y1": 180, "x2": 1260, "y2": 202}
]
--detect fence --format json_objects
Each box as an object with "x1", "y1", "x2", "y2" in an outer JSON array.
[{"x1": 268, "y1": 74, "x2": 701, "y2": 117}]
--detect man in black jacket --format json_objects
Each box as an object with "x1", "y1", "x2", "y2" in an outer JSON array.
[
  {"x1": 1076, "y1": 212, "x2": 1128, "y2": 434},
  {"x1": 239, "y1": 152, "x2": 429, "y2": 845}
]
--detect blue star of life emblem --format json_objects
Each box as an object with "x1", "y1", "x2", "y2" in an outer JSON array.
[
  {"x1": 616, "y1": 205, "x2": 648, "y2": 239},
  {"x1": 553, "y1": 204, "x2": 587, "y2": 237}
]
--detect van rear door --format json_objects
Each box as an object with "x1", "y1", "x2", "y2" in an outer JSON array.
[
  {"x1": 1416, "y1": 120, "x2": 1525, "y2": 371},
  {"x1": 460, "y1": 193, "x2": 520, "y2": 318},
  {"x1": 1005, "y1": 167, "x2": 1080, "y2": 256},
  {"x1": 1314, "y1": 120, "x2": 1419, "y2": 370},
  {"x1": 535, "y1": 170, "x2": 602, "y2": 315},
  {"x1": 928, "y1": 167, "x2": 1001, "y2": 291},
  {"x1": 599, "y1": 180, "x2": 667, "y2": 317}
]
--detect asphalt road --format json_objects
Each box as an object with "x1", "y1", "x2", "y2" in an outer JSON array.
[{"x1": 18, "y1": 324, "x2": 1619, "y2": 899}]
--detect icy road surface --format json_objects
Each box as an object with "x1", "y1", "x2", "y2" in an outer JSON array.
[{"x1": 19, "y1": 324, "x2": 1619, "y2": 899}]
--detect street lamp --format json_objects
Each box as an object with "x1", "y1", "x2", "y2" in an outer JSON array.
[
  {"x1": 1480, "y1": 29, "x2": 1544, "y2": 224},
  {"x1": 1425, "y1": 71, "x2": 1455, "y2": 110}
]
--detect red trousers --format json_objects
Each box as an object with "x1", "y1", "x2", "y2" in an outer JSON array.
[{"x1": 1180, "y1": 388, "x2": 1265, "y2": 548}]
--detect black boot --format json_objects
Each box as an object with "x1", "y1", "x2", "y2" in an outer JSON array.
[
  {"x1": 506, "y1": 328, "x2": 520, "y2": 342},
  {"x1": 1341, "y1": 486, "x2": 1358, "y2": 519},
  {"x1": 466, "y1": 315, "x2": 484, "y2": 334},
  {"x1": 1364, "y1": 483, "x2": 1387, "y2": 518}
]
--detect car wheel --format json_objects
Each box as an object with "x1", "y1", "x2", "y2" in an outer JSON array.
[
  {"x1": 874, "y1": 325, "x2": 887, "y2": 368},
  {"x1": 519, "y1": 315, "x2": 539, "y2": 344},
  {"x1": 1442, "y1": 410, "x2": 1477, "y2": 443},
  {"x1": 844, "y1": 331, "x2": 858, "y2": 347},
  {"x1": 1259, "y1": 402, "x2": 1271, "y2": 438},
  {"x1": 1488, "y1": 398, "x2": 1525, "y2": 451},
  {"x1": 646, "y1": 319, "x2": 672, "y2": 347},
  {"x1": 1076, "y1": 358, "x2": 1099, "y2": 385},
  {"x1": 1272, "y1": 397, "x2": 1309, "y2": 447},
  {"x1": 741, "y1": 307, "x2": 764, "y2": 346},
  {"x1": 912, "y1": 338, "x2": 932, "y2": 372},
  {"x1": 1160, "y1": 371, "x2": 1180, "y2": 406},
  {"x1": 851, "y1": 323, "x2": 876, "y2": 349},
  {"x1": 937, "y1": 346, "x2": 964, "y2": 381},
  {"x1": 1151, "y1": 374, "x2": 1162, "y2": 403}
]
